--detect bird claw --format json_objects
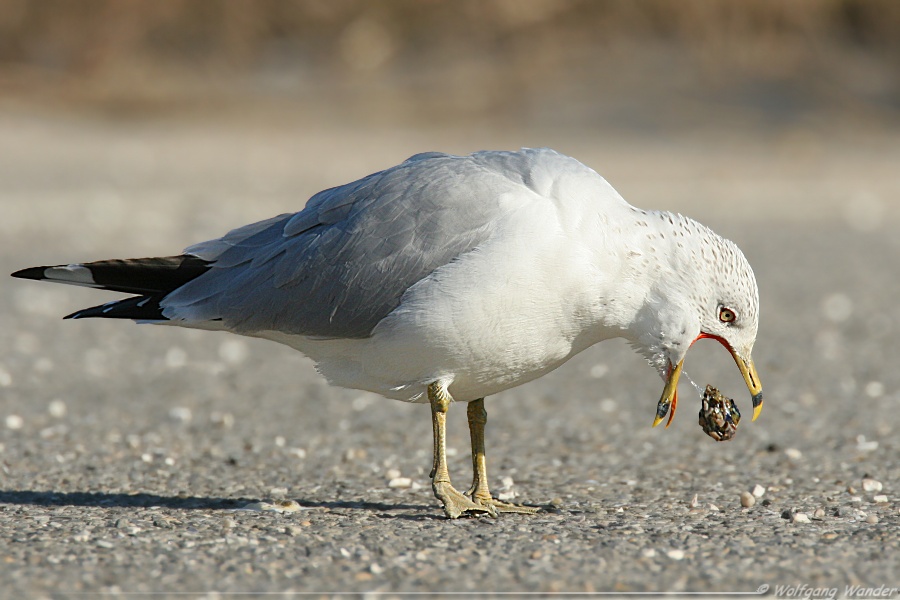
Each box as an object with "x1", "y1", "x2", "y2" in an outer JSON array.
[
  {"x1": 470, "y1": 494, "x2": 540, "y2": 514},
  {"x1": 433, "y1": 482, "x2": 498, "y2": 518}
]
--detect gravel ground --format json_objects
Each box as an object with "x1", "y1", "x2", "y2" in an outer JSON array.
[{"x1": 1, "y1": 113, "x2": 898, "y2": 597}]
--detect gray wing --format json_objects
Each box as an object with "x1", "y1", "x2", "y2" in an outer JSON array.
[{"x1": 161, "y1": 150, "x2": 561, "y2": 338}]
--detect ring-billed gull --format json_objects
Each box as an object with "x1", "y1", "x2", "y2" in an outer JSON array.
[{"x1": 12, "y1": 148, "x2": 763, "y2": 518}]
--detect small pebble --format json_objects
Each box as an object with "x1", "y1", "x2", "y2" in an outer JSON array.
[
  {"x1": 740, "y1": 491, "x2": 755, "y2": 508},
  {"x1": 48, "y1": 400, "x2": 67, "y2": 418},
  {"x1": 344, "y1": 448, "x2": 366, "y2": 461},
  {"x1": 781, "y1": 509, "x2": 794, "y2": 520},
  {"x1": 550, "y1": 497, "x2": 564, "y2": 506},
  {"x1": 599, "y1": 398, "x2": 617, "y2": 412},
  {"x1": 792, "y1": 513, "x2": 811, "y2": 524},
  {"x1": 751, "y1": 484, "x2": 766, "y2": 498},
  {"x1": 218, "y1": 339, "x2": 249, "y2": 364},
  {"x1": 168, "y1": 407, "x2": 192, "y2": 423},
  {"x1": 856, "y1": 435, "x2": 878, "y2": 451},
  {"x1": 689, "y1": 494, "x2": 699, "y2": 508},
  {"x1": 784, "y1": 448, "x2": 802, "y2": 460},
  {"x1": 5, "y1": 415, "x2": 24, "y2": 430},
  {"x1": 861, "y1": 478, "x2": 882, "y2": 492},
  {"x1": 873, "y1": 495, "x2": 888, "y2": 503},
  {"x1": 813, "y1": 508, "x2": 826, "y2": 519},
  {"x1": 388, "y1": 477, "x2": 412, "y2": 488},
  {"x1": 708, "y1": 504, "x2": 719, "y2": 512},
  {"x1": 866, "y1": 515, "x2": 879, "y2": 524},
  {"x1": 385, "y1": 468, "x2": 402, "y2": 479},
  {"x1": 287, "y1": 447, "x2": 307, "y2": 459},
  {"x1": 39, "y1": 425, "x2": 66, "y2": 439},
  {"x1": 864, "y1": 381, "x2": 884, "y2": 398},
  {"x1": 164, "y1": 347, "x2": 187, "y2": 369},
  {"x1": 497, "y1": 490, "x2": 517, "y2": 501},
  {"x1": 666, "y1": 549, "x2": 685, "y2": 560},
  {"x1": 210, "y1": 411, "x2": 235, "y2": 429},
  {"x1": 822, "y1": 293, "x2": 853, "y2": 322},
  {"x1": 642, "y1": 548, "x2": 656, "y2": 558},
  {"x1": 72, "y1": 530, "x2": 91, "y2": 543},
  {"x1": 590, "y1": 364, "x2": 609, "y2": 378}
]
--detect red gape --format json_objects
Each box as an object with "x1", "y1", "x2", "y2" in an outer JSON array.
[{"x1": 665, "y1": 332, "x2": 734, "y2": 428}]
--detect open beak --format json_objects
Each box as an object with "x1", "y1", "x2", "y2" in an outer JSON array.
[{"x1": 652, "y1": 335, "x2": 764, "y2": 428}]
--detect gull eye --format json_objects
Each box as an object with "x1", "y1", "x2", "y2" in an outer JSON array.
[{"x1": 718, "y1": 307, "x2": 736, "y2": 323}]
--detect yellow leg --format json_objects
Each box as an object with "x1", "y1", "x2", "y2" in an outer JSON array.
[
  {"x1": 466, "y1": 398, "x2": 539, "y2": 515},
  {"x1": 428, "y1": 382, "x2": 496, "y2": 518}
]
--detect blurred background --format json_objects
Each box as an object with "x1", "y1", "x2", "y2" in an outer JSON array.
[
  {"x1": 2, "y1": 0, "x2": 899, "y2": 131},
  {"x1": 1, "y1": 0, "x2": 898, "y2": 235},
  {"x1": 2, "y1": 0, "x2": 899, "y2": 188}
]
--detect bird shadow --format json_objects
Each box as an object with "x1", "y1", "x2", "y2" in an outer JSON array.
[{"x1": 0, "y1": 489, "x2": 435, "y2": 519}]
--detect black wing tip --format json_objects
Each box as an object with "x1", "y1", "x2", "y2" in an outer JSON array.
[
  {"x1": 13, "y1": 255, "x2": 212, "y2": 295},
  {"x1": 11, "y1": 266, "x2": 49, "y2": 281},
  {"x1": 63, "y1": 305, "x2": 101, "y2": 320},
  {"x1": 63, "y1": 296, "x2": 169, "y2": 321}
]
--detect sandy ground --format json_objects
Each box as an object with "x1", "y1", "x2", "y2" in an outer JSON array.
[{"x1": 1, "y1": 111, "x2": 898, "y2": 596}]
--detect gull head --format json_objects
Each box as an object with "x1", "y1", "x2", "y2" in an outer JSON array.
[{"x1": 629, "y1": 215, "x2": 762, "y2": 429}]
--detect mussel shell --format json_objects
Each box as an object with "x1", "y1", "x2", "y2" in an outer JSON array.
[{"x1": 698, "y1": 385, "x2": 741, "y2": 442}]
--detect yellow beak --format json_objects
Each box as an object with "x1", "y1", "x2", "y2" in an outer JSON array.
[{"x1": 730, "y1": 349, "x2": 763, "y2": 421}]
